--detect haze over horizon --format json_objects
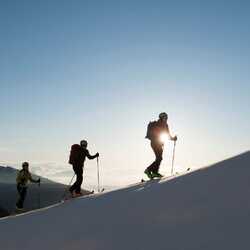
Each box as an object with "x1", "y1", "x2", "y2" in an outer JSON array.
[{"x1": 1, "y1": 1, "x2": 249, "y2": 188}]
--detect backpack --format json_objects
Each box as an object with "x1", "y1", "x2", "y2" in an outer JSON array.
[
  {"x1": 145, "y1": 121, "x2": 158, "y2": 140},
  {"x1": 68, "y1": 144, "x2": 82, "y2": 165}
]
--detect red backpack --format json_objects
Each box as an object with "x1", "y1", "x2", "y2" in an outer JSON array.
[{"x1": 68, "y1": 144, "x2": 82, "y2": 165}]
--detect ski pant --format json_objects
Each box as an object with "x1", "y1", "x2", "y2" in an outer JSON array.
[
  {"x1": 146, "y1": 141, "x2": 163, "y2": 173},
  {"x1": 16, "y1": 184, "x2": 27, "y2": 209},
  {"x1": 69, "y1": 165, "x2": 83, "y2": 194}
]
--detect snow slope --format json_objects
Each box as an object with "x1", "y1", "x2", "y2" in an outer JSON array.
[
  {"x1": 0, "y1": 206, "x2": 9, "y2": 217},
  {"x1": 0, "y1": 151, "x2": 250, "y2": 250}
]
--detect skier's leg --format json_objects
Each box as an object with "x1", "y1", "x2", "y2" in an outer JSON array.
[
  {"x1": 16, "y1": 185, "x2": 27, "y2": 209},
  {"x1": 20, "y1": 187, "x2": 27, "y2": 208},
  {"x1": 147, "y1": 142, "x2": 163, "y2": 173},
  {"x1": 75, "y1": 168, "x2": 83, "y2": 194},
  {"x1": 16, "y1": 185, "x2": 22, "y2": 208},
  {"x1": 69, "y1": 165, "x2": 78, "y2": 193},
  {"x1": 153, "y1": 144, "x2": 163, "y2": 173}
]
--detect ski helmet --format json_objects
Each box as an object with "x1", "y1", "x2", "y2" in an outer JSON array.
[
  {"x1": 80, "y1": 140, "x2": 88, "y2": 147},
  {"x1": 22, "y1": 162, "x2": 29, "y2": 168},
  {"x1": 159, "y1": 112, "x2": 168, "y2": 120}
]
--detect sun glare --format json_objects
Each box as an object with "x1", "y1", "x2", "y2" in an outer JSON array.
[{"x1": 160, "y1": 133, "x2": 169, "y2": 143}]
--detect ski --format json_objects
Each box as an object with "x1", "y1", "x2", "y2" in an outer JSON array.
[
  {"x1": 62, "y1": 190, "x2": 95, "y2": 202},
  {"x1": 141, "y1": 177, "x2": 163, "y2": 183},
  {"x1": 141, "y1": 168, "x2": 191, "y2": 182}
]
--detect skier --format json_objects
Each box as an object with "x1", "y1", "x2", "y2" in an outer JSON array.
[
  {"x1": 16, "y1": 162, "x2": 40, "y2": 211},
  {"x1": 68, "y1": 140, "x2": 99, "y2": 197},
  {"x1": 144, "y1": 112, "x2": 177, "y2": 179}
]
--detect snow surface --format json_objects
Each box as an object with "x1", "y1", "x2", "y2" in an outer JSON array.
[
  {"x1": 0, "y1": 151, "x2": 250, "y2": 250},
  {"x1": 0, "y1": 206, "x2": 9, "y2": 217}
]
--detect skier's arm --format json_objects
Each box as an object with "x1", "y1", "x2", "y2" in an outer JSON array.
[
  {"x1": 86, "y1": 150, "x2": 99, "y2": 160},
  {"x1": 166, "y1": 124, "x2": 177, "y2": 141},
  {"x1": 28, "y1": 173, "x2": 40, "y2": 183}
]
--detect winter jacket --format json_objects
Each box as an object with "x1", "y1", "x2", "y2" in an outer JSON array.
[
  {"x1": 16, "y1": 170, "x2": 38, "y2": 187},
  {"x1": 146, "y1": 120, "x2": 170, "y2": 142}
]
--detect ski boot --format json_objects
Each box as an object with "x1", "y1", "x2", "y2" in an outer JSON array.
[
  {"x1": 15, "y1": 206, "x2": 25, "y2": 213},
  {"x1": 151, "y1": 172, "x2": 163, "y2": 178},
  {"x1": 144, "y1": 169, "x2": 153, "y2": 179}
]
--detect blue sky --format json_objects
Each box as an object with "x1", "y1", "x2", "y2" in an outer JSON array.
[{"x1": 0, "y1": 1, "x2": 250, "y2": 189}]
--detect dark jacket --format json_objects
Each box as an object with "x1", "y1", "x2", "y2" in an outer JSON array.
[
  {"x1": 146, "y1": 120, "x2": 169, "y2": 142},
  {"x1": 69, "y1": 144, "x2": 97, "y2": 166},
  {"x1": 77, "y1": 148, "x2": 96, "y2": 166}
]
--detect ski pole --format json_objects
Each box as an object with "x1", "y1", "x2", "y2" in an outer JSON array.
[
  {"x1": 62, "y1": 173, "x2": 75, "y2": 200},
  {"x1": 97, "y1": 157, "x2": 100, "y2": 193},
  {"x1": 171, "y1": 140, "x2": 176, "y2": 175}
]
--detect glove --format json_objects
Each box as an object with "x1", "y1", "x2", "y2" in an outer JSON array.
[
  {"x1": 96, "y1": 153, "x2": 99, "y2": 158},
  {"x1": 171, "y1": 135, "x2": 177, "y2": 141}
]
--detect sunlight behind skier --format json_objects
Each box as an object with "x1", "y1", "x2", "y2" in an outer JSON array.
[{"x1": 144, "y1": 112, "x2": 177, "y2": 179}]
